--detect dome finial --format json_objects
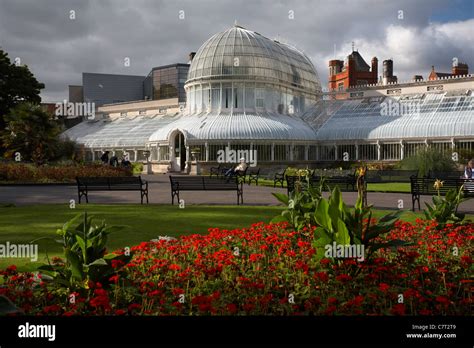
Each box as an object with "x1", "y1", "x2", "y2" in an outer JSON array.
[{"x1": 234, "y1": 19, "x2": 238, "y2": 27}]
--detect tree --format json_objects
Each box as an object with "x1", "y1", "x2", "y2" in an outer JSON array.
[
  {"x1": 1, "y1": 103, "x2": 60, "y2": 165},
  {"x1": 0, "y1": 49, "x2": 45, "y2": 150},
  {"x1": 398, "y1": 147, "x2": 457, "y2": 176}
]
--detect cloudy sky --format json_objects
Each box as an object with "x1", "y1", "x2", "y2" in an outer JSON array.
[{"x1": 0, "y1": 0, "x2": 473, "y2": 102}]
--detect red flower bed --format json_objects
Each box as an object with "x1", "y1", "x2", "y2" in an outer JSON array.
[{"x1": 1, "y1": 220, "x2": 472, "y2": 315}]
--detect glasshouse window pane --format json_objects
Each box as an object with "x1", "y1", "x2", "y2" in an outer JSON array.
[
  {"x1": 234, "y1": 85, "x2": 243, "y2": 109},
  {"x1": 222, "y1": 84, "x2": 232, "y2": 109},
  {"x1": 319, "y1": 146, "x2": 335, "y2": 161},
  {"x1": 274, "y1": 145, "x2": 287, "y2": 161},
  {"x1": 337, "y1": 145, "x2": 356, "y2": 161},
  {"x1": 211, "y1": 85, "x2": 221, "y2": 109},
  {"x1": 208, "y1": 144, "x2": 226, "y2": 161},
  {"x1": 245, "y1": 86, "x2": 255, "y2": 109},
  {"x1": 203, "y1": 87, "x2": 210, "y2": 111},
  {"x1": 159, "y1": 146, "x2": 170, "y2": 161},
  {"x1": 195, "y1": 86, "x2": 202, "y2": 112},
  {"x1": 256, "y1": 145, "x2": 271, "y2": 161},
  {"x1": 359, "y1": 144, "x2": 377, "y2": 160},
  {"x1": 381, "y1": 144, "x2": 400, "y2": 160}
]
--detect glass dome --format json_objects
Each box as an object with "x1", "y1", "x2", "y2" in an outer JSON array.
[
  {"x1": 187, "y1": 25, "x2": 321, "y2": 92},
  {"x1": 185, "y1": 25, "x2": 321, "y2": 116}
]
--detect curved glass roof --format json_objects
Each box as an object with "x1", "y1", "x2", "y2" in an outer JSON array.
[
  {"x1": 148, "y1": 112, "x2": 318, "y2": 143},
  {"x1": 311, "y1": 90, "x2": 474, "y2": 141},
  {"x1": 62, "y1": 114, "x2": 180, "y2": 148},
  {"x1": 187, "y1": 25, "x2": 321, "y2": 94}
]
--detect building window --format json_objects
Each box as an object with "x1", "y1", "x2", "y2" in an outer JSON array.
[
  {"x1": 274, "y1": 145, "x2": 287, "y2": 161},
  {"x1": 211, "y1": 84, "x2": 221, "y2": 109},
  {"x1": 381, "y1": 143, "x2": 401, "y2": 160},
  {"x1": 222, "y1": 84, "x2": 232, "y2": 109},
  {"x1": 234, "y1": 85, "x2": 243, "y2": 109},
  {"x1": 256, "y1": 88, "x2": 264, "y2": 108},
  {"x1": 404, "y1": 143, "x2": 424, "y2": 158},
  {"x1": 293, "y1": 145, "x2": 306, "y2": 161},
  {"x1": 203, "y1": 86, "x2": 211, "y2": 111},
  {"x1": 255, "y1": 144, "x2": 271, "y2": 162},
  {"x1": 208, "y1": 144, "x2": 226, "y2": 161},
  {"x1": 319, "y1": 145, "x2": 336, "y2": 161},
  {"x1": 359, "y1": 144, "x2": 377, "y2": 160},
  {"x1": 159, "y1": 146, "x2": 170, "y2": 161},
  {"x1": 138, "y1": 110, "x2": 146, "y2": 115},
  {"x1": 337, "y1": 145, "x2": 356, "y2": 161},
  {"x1": 245, "y1": 85, "x2": 255, "y2": 109},
  {"x1": 308, "y1": 145, "x2": 318, "y2": 160}
]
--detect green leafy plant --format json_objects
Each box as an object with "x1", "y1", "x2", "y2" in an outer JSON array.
[
  {"x1": 271, "y1": 175, "x2": 323, "y2": 231},
  {"x1": 37, "y1": 213, "x2": 131, "y2": 289},
  {"x1": 312, "y1": 186, "x2": 408, "y2": 261},
  {"x1": 424, "y1": 183, "x2": 466, "y2": 227}
]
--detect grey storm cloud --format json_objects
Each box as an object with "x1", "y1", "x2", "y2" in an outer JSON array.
[{"x1": 0, "y1": 0, "x2": 472, "y2": 101}]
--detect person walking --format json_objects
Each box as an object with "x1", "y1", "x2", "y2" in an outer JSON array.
[{"x1": 100, "y1": 151, "x2": 110, "y2": 165}]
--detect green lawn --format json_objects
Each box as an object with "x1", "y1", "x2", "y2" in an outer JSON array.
[
  {"x1": 256, "y1": 179, "x2": 411, "y2": 193},
  {"x1": 0, "y1": 204, "x2": 282, "y2": 271},
  {"x1": 367, "y1": 182, "x2": 411, "y2": 192},
  {"x1": 0, "y1": 203, "x2": 434, "y2": 272}
]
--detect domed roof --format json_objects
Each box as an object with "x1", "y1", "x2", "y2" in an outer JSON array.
[{"x1": 186, "y1": 25, "x2": 321, "y2": 93}]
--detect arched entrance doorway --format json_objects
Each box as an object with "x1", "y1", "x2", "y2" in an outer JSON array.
[{"x1": 171, "y1": 131, "x2": 186, "y2": 172}]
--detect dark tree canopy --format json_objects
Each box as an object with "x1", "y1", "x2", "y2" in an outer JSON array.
[
  {"x1": 0, "y1": 49, "x2": 45, "y2": 149},
  {"x1": 1, "y1": 102, "x2": 61, "y2": 165}
]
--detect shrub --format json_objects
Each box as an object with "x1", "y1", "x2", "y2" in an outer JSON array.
[
  {"x1": 131, "y1": 162, "x2": 144, "y2": 175},
  {"x1": 398, "y1": 147, "x2": 457, "y2": 176},
  {"x1": 0, "y1": 162, "x2": 132, "y2": 183}
]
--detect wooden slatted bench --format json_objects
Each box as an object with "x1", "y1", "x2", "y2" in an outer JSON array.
[
  {"x1": 76, "y1": 176, "x2": 149, "y2": 204},
  {"x1": 247, "y1": 168, "x2": 260, "y2": 186},
  {"x1": 169, "y1": 176, "x2": 243, "y2": 205},
  {"x1": 287, "y1": 175, "x2": 358, "y2": 194},
  {"x1": 410, "y1": 176, "x2": 474, "y2": 211},
  {"x1": 286, "y1": 174, "x2": 365, "y2": 203}
]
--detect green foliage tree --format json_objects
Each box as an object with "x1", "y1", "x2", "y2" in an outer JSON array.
[
  {"x1": 398, "y1": 147, "x2": 457, "y2": 176},
  {"x1": 0, "y1": 103, "x2": 60, "y2": 164},
  {"x1": 0, "y1": 49, "x2": 45, "y2": 151}
]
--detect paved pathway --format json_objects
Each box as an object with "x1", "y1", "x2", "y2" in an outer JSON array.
[{"x1": 1, "y1": 174, "x2": 473, "y2": 213}]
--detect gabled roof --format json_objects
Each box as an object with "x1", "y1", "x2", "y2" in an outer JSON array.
[{"x1": 348, "y1": 51, "x2": 371, "y2": 72}]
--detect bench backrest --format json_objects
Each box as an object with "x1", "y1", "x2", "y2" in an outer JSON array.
[
  {"x1": 366, "y1": 170, "x2": 418, "y2": 183},
  {"x1": 409, "y1": 176, "x2": 469, "y2": 195},
  {"x1": 77, "y1": 176, "x2": 143, "y2": 188},
  {"x1": 170, "y1": 176, "x2": 239, "y2": 190}
]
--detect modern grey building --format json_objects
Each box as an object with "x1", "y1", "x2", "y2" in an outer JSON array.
[
  {"x1": 143, "y1": 63, "x2": 190, "y2": 102},
  {"x1": 82, "y1": 73, "x2": 145, "y2": 107}
]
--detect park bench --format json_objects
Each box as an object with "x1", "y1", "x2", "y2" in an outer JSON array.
[
  {"x1": 247, "y1": 168, "x2": 260, "y2": 186},
  {"x1": 286, "y1": 174, "x2": 361, "y2": 194},
  {"x1": 286, "y1": 173, "x2": 366, "y2": 205},
  {"x1": 169, "y1": 176, "x2": 243, "y2": 205},
  {"x1": 273, "y1": 168, "x2": 287, "y2": 188},
  {"x1": 366, "y1": 170, "x2": 418, "y2": 183},
  {"x1": 76, "y1": 176, "x2": 149, "y2": 204},
  {"x1": 209, "y1": 164, "x2": 222, "y2": 178},
  {"x1": 425, "y1": 171, "x2": 464, "y2": 179},
  {"x1": 409, "y1": 176, "x2": 474, "y2": 211},
  {"x1": 220, "y1": 166, "x2": 248, "y2": 183}
]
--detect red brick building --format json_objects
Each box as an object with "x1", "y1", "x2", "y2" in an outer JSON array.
[
  {"x1": 328, "y1": 50, "x2": 378, "y2": 92},
  {"x1": 428, "y1": 61, "x2": 469, "y2": 80}
]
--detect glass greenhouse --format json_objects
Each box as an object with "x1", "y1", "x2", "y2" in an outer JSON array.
[{"x1": 63, "y1": 25, "x2": 474, "y2": 172}]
